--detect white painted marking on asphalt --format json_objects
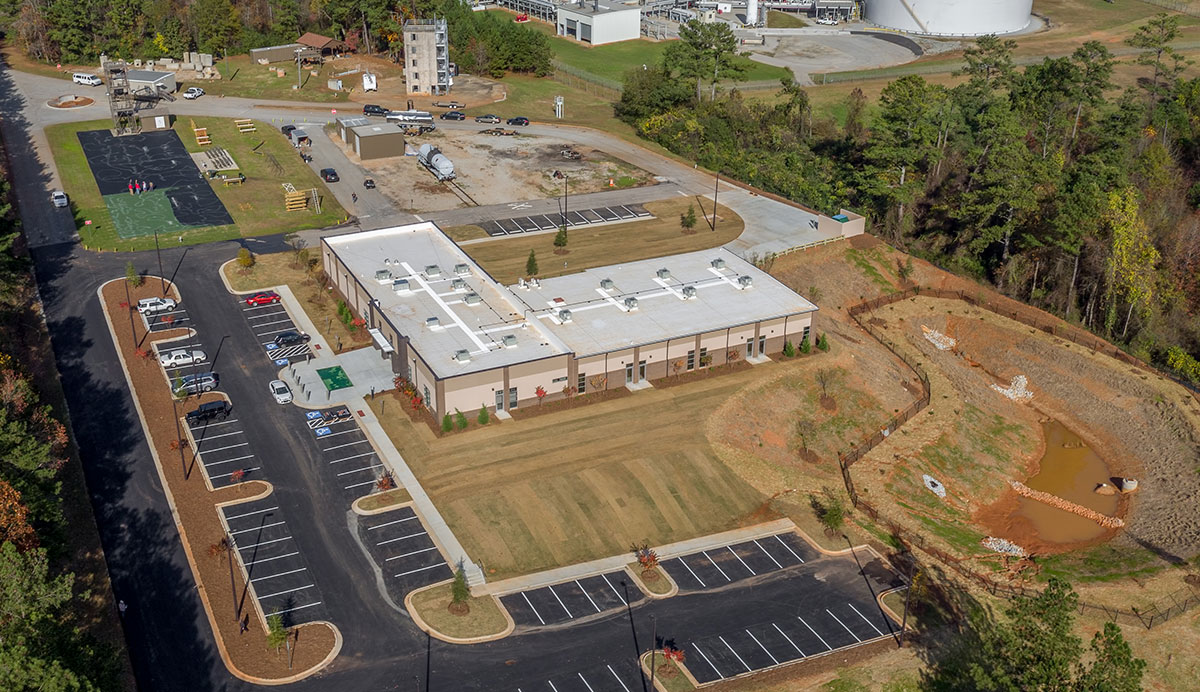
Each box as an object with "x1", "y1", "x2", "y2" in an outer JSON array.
[
  {"x1": 384, "y1": 546, "x2": 438, "y2": 561},
  {"x1": 271, "y1": 601, "x2": 323, "y2": 616},
  {"x1": 676, "y1": 557, "x2": 706, "y2": 587},
  {"x1": 691, "y1": 642, "x2": 723, "y2": 679},
  {"x1": 576, "y1": 580, "x2": 602, "y2": 613},
  {"x1": 238, "y1": 535, "x2": 291, "y2": 550},
  {"x1": 344, "y1": 478, "x2": 380, "y2": 490},
  {"x1": 211, "y1": 466, "x2": 260, "y2": 479},
  {"x1": 258, "y1": 327, "x2": 296, "y2": 337},
  {"x1": 230, "y1": 520, "x2": 285, "y2": 535},
  {"x1": 548, "y1": 585, "x2": 573, "y2": 619},
  {"x1": 395, "y1": 563, "x2": 445, "y2": 578},
  {"x1": 773, "y1": 623, "x2": 804, "y2": 656},
  {"x1": 376, "y1": 531, "x2": 427, "y2": 546},
  {"x1": 224, "y1": 506, "x2": 278, "y2": 521},
  {"x1": 258, "y1": 584, "x2": 314, "y2": 600},
  {"x1": 251, "y1": 567, "x2": 308, "y2": 583},
  {"x1": 754, "y1": 539, "x2": 783, "y2": 569},
  {"x1": 199, "y1": 442, "x2": 249, "y2": 454},
  {"x1": 204, "y1": 455, "x2": 255, "y2": 468},
  {"x1": 577, "y1": 673, "x2": 595, "y2": 692},
  {"x1": 601, "y1": 573, "x2": 626, "y2": 605},
  {"x1": 196, "y1": 430, "x2": 244, "y2": 441},
  {"x1": 546, "y1": 681, "x2": 558, "y2": 692},
  {"x1": 317, "y1": 429, "x2": 360, "y2": 440},
  {"x1": 242, "y1": 303, "x2": 281, "y2": 312},
  {"x1": 747, "y1": 629, "x2": 779, "y2": 665},
  {"x1": 252, "y1": 318, "x2": 293, "y2": 328},
  {"x1": 799, "y1": 616, "x2": 832, "y2": 651},
  {"x1": 328, "y1": 451, "x2": 375, "y2": 464},
  {"x1": 728, "y1": 546, "x2": 755, "y2": 575},
  {"x1": 827, "y1": 608, "x2": 860, "y2": 642},
  {"x1": 702, "y1": 551, "x2": 731, "y2": 582},
  {"x1": 323, "y1": 439, "x2": 370, "y2": 451},
  {"x1": 335, "y1": 463, "x2": 382, "y2": 477},
  {"x1": 774, "y1": 534, "x2": 805, "y2": 563},
  {"x1": 246, "y1": 309, "x2": 287, "y2": 319},
  {"x1": 191, "y1": 418, "x2": 239, "y2": 428},
  {"x1": 608, "y1": 665, "x2": 632, "y2": 692},
  {"x1": 848, "y1": 603, "x2": 885, "y2": 636},
  {"x1": 720, "y1": 635, "x2": 751, "y2": 671},
  {"x1": 367, "y1": 516, "x2": 418, "y2": 530},
  {"x1": 522, "y1": 592, "x2": 545, "y2": 625},
  {"x1": 245, "y1": 551, "x2": 299, "y2": 567}
]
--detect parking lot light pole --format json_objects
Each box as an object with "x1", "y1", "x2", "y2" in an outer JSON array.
[
  {"x1": 153, "y1": 229, "x2": 165, "y2": 295},
  {"x1": 648, "y1": 614, "x2": 657, "y2": 691},
  {"x1": 712, "y1": 172, "x2": 719, "y2": 232},
  {"x1": 561, "y1": 174, "x2": 568, "y2": 230},
  {"x1": 173, "y1": 398, "x2": 187, "y2": 480},
  {"x1": 227, "y1": 533, "x2": 240, "y2": 625},
  {"x1": 124, "y1": 279, "x2": 137, "y2": 348}
]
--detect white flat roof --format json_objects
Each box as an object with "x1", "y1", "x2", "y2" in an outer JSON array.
[{"x1": 510, "y1": 248, "x2": 817, "y2": 356}]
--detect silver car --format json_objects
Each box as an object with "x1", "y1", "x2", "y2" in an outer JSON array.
[{"x1": 159, "y1": 349, "x2": 207, "y2": 368}]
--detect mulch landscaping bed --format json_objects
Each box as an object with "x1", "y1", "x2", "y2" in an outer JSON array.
[
  {"x1": 652, "y1": 360, "x2": 755, "y2": 390},
  {"x1": 102, "y1": 278, "x2": 337, "y2": 680}
]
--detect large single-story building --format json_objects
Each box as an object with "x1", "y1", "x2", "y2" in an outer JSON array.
[
  {"x1": 322, "y1": 223, "x2": 817, "y2": 417},
  {"x1": 348, "y1": 124, "x2": 406, "y2": 160},
  {"x1": 126, "y1": 69, "x2": 176, "y2": 94},
  {"x1": 555, "y1": 1, "x2": 641, "y2": 45}
]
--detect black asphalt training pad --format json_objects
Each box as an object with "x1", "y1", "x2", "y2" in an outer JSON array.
[{"x1": 77, "y1": 129, "x2": 233, "y2": 227}]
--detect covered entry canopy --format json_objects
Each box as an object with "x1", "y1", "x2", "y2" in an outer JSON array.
[{"x1": 369, "y1": 327, "x2": 395, "y2": 354}]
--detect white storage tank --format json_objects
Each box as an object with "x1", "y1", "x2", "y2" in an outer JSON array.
[
  {"x1": 865, "y1": 0, "x2": 1033, "y2": 36},
  {"x1": 417, "y1": 143, "x2": 455, "y2": 181}
]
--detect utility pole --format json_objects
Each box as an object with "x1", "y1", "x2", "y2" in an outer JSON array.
[
  {"x1": 227, "y1": 533, "x2": 240, "y2": 624},
  {"x1": 648, "y1": 614, "x2": 657, "y2": 691},
  {"x1": 124, "y1": 278, "x2": 137, "y2": 348},
  {"x1": 712, "y1": 171, "x2": 719, "y2": 232},
  {"x1": 563, "y1": 174, "x2": 569, "y2": 230}
]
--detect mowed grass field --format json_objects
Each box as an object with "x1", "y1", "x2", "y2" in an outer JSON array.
[
  {"x1": 459, "y1": 197, "x2": 744, "y2": 284},
  {"x1": 368, "y1": 367, "x2": 775, "y2": 579}
]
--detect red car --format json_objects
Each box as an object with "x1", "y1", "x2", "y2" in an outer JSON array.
[{"x1": 245, "y1": 291, "x2": 281, "y2": 306}]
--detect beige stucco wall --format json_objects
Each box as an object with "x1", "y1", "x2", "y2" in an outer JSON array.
[
  {"x1": 507, "y1": 356, "x2": 569, "y2": 408},
  {"x1": 443, "y1": 368, "x2": 504, "y2": 416},
  {"x1": 785, "y1": 314, "x2": 813, "y2": 344},
  {"x1": 605, "y1": 347, "x2": 635, "y2": 386},
  {"x1": 728, "y1": 324, "x2": 757, "y2": 361},
  {"x1": 639, "y1": 341, "x2": 668, "y2": 381},
  {"x1": 575, "y1": 354, "x2": 607, "y2": 392},
  {"x1": 699, "y1": 330, "x2": 728, "y2": 367}
]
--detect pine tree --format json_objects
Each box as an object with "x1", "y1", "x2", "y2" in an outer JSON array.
[
  {"x1": 477, "y1": 405, "x2": 490, "y2": 425},
  {"x1": 553, "y1": 227, "x2": 568, "y2": 248},
  {"x1": 451, "y1": 566, "x2": 470, "y2": 604},
  {"x1": 526, "y1": 250, "x2": 538, "y2": 277},
  {"x1": 125, "y1": 261, "x2": 142, "y2": 287},
  {"x1": 441, "y1": 414, "x2": 453, "y2": 433}
]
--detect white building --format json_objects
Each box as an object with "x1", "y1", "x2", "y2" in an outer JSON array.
[
  {"x1": 555, "y1": 1, "x2": 641, "y2": 46},
  {"x1": 865, "y1": 0, "x2": 1033, "y2": 36}
]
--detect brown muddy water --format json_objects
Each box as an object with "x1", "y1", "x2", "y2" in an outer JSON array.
[{"x1": 1014, "y1": 421, "x2": 1119, "y2": 543}]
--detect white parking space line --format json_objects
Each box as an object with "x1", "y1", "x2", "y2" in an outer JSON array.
[
  {"x1": 317, "y1": 429, "x2": 360, "y2": 439},
  {"x1": 368, "y1": 516, "x2": 418, "y2": 530},
  {"x1": 258, "y1": 584, "x2": 315, "y2": 600},
  {"x1": 576, "y1": 580, "x2": 601, "y2": 613},
  {"x1": 204, "y1": 455, "x2": 255, "y2": 468},
  {"x1": 211, "y1": 466, "x2": 260, "y2": 479},
  {"x1": 848, "y1": 603, "x2": 885, "y2": 636},
  {"x1": 231, "y1": 520, "x2": 286, "y2": 535},
  {"x1": 728, "y1": 546, "x2": 755, "y2": 575},
  {"x1": 547, "y1": 681, "x2": 559, "y2": 692},
  {"x1": 258, "y1": 327, "x2": 296, "y2": 338},
  {"x1": 395, "y1": 564, "x2": 445, "y2": 578},
  {"x1": 691, "y1": 642, "x2": 723, "y2": 680},
  {"x1": 335, "y1": 463, "x2": 382, "y2": 477},
  {"x1": 247, "y1": 310, "x2": 287, "y2": 319},
  {"x1": 774, "y1": 534, "x2": 804, "y2": 563},
  {"x1": 251, "y1": 567, "x2": 308, "y2": 583},
  {"x1": 323, "y1": 439, "x2": 370, "y2": 451},
  {"x1": 245, "y1": 551, "x2": 299, "y2": 567},
  {"x1": 799, "y1": 616, "x2": 832, "y2": 651},
  {"x1": 225, "y1": 506, "x2": 278, "y2": 521},
  {"x1": 827, "y1": 608, "x2": 860, "y2": 642},
  {"x1": 272, "y1": 601, "x2": 323, "y2": 616},
  {"x1": 252, "y1": 318, "x2": 294, "y2": 328},
  {"x1": 577, "y1": 673, "x2": 595, "y2": 692},
  {"x1": 376, "y1": 531, "x2": 427, "y2": 546},
  {"x1": 242, "y1": 303, "x2": 281, "y2": 312},
  {"x1": 548, "y1": 585, "x2": 573, "y2": 619},
  {"x1": 601, "y1": 573, "x2": 626, "y2": 605},
  {"x1": 522, "y1": 592, "x2": 545, "y2": 625},
  {"x1": 196, "y1": 430, "x2": 244, "y2": 441},
  {"x1": 344, "y1": 478, "x2": 379, "y2": 490},
  {"x1": 191, "y1": 418, "x2": 239, "y2": 428},
  {"x1": 747, "y1": 629, "x2": 779, "y2": 665},
  {"x1": 773, "y1": 623, "x2": 804, "y2": 656},
  {"x1": 199, "y1": 442, "x2": 249, "y2": 454},
  {"x1": 720, "y1": 635, "x2": 751, "y2": 672},
  {"x1": 238, "y1": 535, "x2": 291, "y2": 550},
  {"x1": 676, "y1": 557, "x2": 706, "y2": 587},
  {"x1": 608, "y1": 665, "x2": 631, "y2": 692},
  {"x1": 384, "y1": 546, "x2": 438, "y2": 562},
  {"x1": 329, "y1": 451, "x2": 375, "y2": 464},
  {"x1": 754, "y1": 539, "x2": 783, "y2": 569},
  {"x1": 702, "y1": 551, "x2": 731, "y2": 582}
]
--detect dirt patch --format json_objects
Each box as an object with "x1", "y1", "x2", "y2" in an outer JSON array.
[
  {"x1": 446, "y1": 601, "x2": 469, "y2": 616},
  {"x1": 820, "y1": 394, "x2": 837, "y2": 411}
]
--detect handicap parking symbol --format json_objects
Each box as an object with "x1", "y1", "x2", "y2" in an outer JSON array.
[
  {"x1": 265, "y1": 343, "x2": 279, "y2": 351},
  {"x1": 305, "y1": 411, "x2": 323, "y2": 420},
  {"x1": 274, "y1": 358, "x2": 289, "y2": 366},
  {"x1": 315, "y1": 427, "x2": 332, "y2": 437}
]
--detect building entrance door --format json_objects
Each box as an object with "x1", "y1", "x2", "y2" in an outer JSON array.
[
  {"x1": 508, "y1": 386, "x2": 518, "y2": 409},
  {"x1": 495, "y1": 389, "x2": 504, "y2": 411},
  {"x1": 746, "y1": 339, "x2": 754, "y2": 358},
  {"x1": 625, "y1": 362, "x2": 634, "y2": 384},
  {"x1": 759, "y1": 335, "x2": 766, "y2": 356},
  {"x1": 638, "y1": 360, "x2": 647, "y2": 380}
]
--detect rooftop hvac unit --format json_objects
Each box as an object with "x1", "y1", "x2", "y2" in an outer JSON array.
[
  {"x1": 426, "y1": 316, "x2": 440, "y2": 328},
  {"x1": 711, "y1": 258, "x2": 726, "y2": 270},
  {"x1": 502, "y1": 334, "x2": 518, "y2": 348},
  {"x1": 451, "y1": 278, "x2": 467, "y2": 291},
  {"x1": 463, "y1": 292, "x2": 482, "y2": 305},
  {"x1": 454, "y1": 349, "x2": 471, "y2": 363},
  {"x1": 424, "y1": 264, "x2": 442, "y2": 277},
  {"x1": 738, "y1": 275, "x2": 753, "y2": 288},
  {"x1": 600, "y1": 278, "x2": 615, "y2": 291},
  {"x1": 393, "y1": 278, "x2": 411, "y2": 293},
  {"x1": 624, "y1": 297, "x2": 639, "y2": 311},
  {"x1": 558, "y1": 309, "x2": 573, "y2": 323},
  {"x1": 375, "y1": 269, "x2": 393, "y2": 282},
  {"x1": 656, "y1": 268, "x2": 671, "y2": 280},
  {"x1": 682, "y1": 285, "x2": 697, "y2": 299},
  {"x1": 454, "y1": 263, "x2": 471, "y2": 276}
]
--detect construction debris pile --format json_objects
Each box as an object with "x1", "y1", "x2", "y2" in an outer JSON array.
[
  {"x1": 1010, "y1": 480, "x2": 1124, "y2": 528},
  {"x1": 922, "y1": 325, "x2": 957, "y2": 351},
  {"x1": 982, "y1": 537, "x2": 1026, "y2": 556},
  {"x1": 991, "y1": 375, "x2": 1033, "y2": 401},
  {"x1": 922, "y1": 474, "x2": 947, "y2": 498}
]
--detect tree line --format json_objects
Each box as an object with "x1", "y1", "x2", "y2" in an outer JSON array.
[
  {"x1": 4, "y1": 0, "x2": 551, "y2": 77},
  {"x1": 618, "y1": 14, "x2": 1200, "y2": 380}
]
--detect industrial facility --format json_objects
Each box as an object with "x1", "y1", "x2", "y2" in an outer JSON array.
[
  {"x1": 321, "y1": 223, "x2": 817, "y2": 418},
  {"x1": 555, "y1": 0, "x2": 642, "y2": 45},
  {"x1": 863, "y1": 0, "x2": 1033, "y2": 36},
  {"x1": 417, "y1": 144, "x2": 455, "y2": 180}
]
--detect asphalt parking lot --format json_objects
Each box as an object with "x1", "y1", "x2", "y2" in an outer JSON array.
[
  {"x1": 305, "y1": 407, "x2": 387, "y2": 501},
  {"x1": 511, "y1": 656, "x2": 645, "y2": 692},
  {"x1": 236, "y1": 295, "x2": 312, "y2": 364},
  {"x1": 659, "y1": 532, "x2": 819, "y2": 592},
  {"x1": 501, "y1": 571, "x2": 643, "y2": 628},
  {"x1": 186, "y1": 408, "x2": 260, "y2": 488},
  {"x1": 480, "y1": 204, "x2": 651, "y2": 237},
  {"x1": 142, "y1": 303, "x2": 190, "y2": 333},
  {"x1": 357, "y1": 508, "x2": 453, "y2": 599},
  {"x1": 220, "y1": 497, "x2": 328, "y2": 626}
]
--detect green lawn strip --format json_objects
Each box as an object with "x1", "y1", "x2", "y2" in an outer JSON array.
[
  {"x1": 628, "y1": 564, "x2": 673, "y2": 595},
  {"x1": 409, "y1": 582, "x2": 508, "y2": 639},
  {"x1": 1039, "y1": 543, "x2": 1165, "y2": 583},
  {"x1": 766, "y1": 10, "x2": 807, "y2": 28},
  {"x1": 444, "y1": 224, "x2": 489, "y2": 242},
  {"x1": 356, "y1": 488, "x2": 413, "y2": 512},
  {"x1": 639, "y1": 652, "x2": 695, "y2": 691}
]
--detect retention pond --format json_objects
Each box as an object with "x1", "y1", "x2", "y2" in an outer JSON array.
[{"x1": 1013, "y1": 421, "x2": 1119, "y2": 544}]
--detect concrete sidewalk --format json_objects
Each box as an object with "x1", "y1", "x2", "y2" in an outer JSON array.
[{"x1": 284, "y1": 346, "x2": 395, "y2": 408}]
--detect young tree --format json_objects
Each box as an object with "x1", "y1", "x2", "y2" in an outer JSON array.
[
  {"x1": 441, "y1": 414, "x2": 453, "y2": 433},
  {"x1": 236, "y1": 247, "x2": 255, "y2": 269},
  {"x1": 793, "y1": 418, "x2": 815, "y2": 453},
  {"x1": 525, "y1": 250, "x2": 538, "y2": 278},
  {"x1": 809, "y1": 489, "x2": 845, "y2": 534},
  {"x1": 814, "y1": 368, "x2": 837, "y2": 398},
  {"x1": 451, "y1": 566, "x2": 470, "y2": 604},
  {"x1": 1103, "y1": 187, "x2": 1160, "y2": 337},
  {"x1": 553, "y1": 227, "x2": 568, "y2": 249},
  {"x1": 799, "y1": 335, "x2": 811, "y2": 354},
  {"x1": 816, "y1": 333, "x2": 829, "y2": 352},
  {"x1": 266, "y1": 613, "x2": 288, "y2": 654},
  {"x1": 477, "y1": 405, "x2": 490, "y2": 425},
  {"x1": 455, "y1": 409, "x2": 468, "y2": 430},
  {"x1": 1126, "y1": 13, "x2": 1190, "y2": 102},
  {"x1": 680, "y1": 204, "x2": 698, "y2": 232},
  {"x1": 782, "y1": 340, "x2": 795, "y2": 357},
  {"x1": 125, "y1": 261, "x2": 142, "y2": 287}
]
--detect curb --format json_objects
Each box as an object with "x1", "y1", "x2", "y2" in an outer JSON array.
[
  {"x1": 351, "y1": 490, "x2": 415, "y2": 516},
  {"x1": 623, "y1": 564, "x2": 678, "y2": 600},
  {"x1": 639, "y1": 649, "x2": 701, "y2": 691},
  {"x1": 403, "y1": 580, "x2": 515, "y2": 645}
]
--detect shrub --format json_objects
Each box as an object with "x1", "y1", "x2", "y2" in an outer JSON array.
[
  {"x1": 455, "y1": 409, "x2": 468, "y2": 430},
  {"x1": 799, "y1": 336, "x2": 811, "y2": 354},
  {"x1": 631, "y1": 542, "x2": 659, "y2": 572},
  {"x1": 680, "y1": 203, "x2": 697, "y2": 232},
  {"x1": 125, "y1": 261, "x2": 143, "y2": 287},
  {"x1": 441, "y1": 414, "x2": 453, "y2": 433},
  {"x1": 230, "y1": 469, "x2": 246, "y2": 483},
  {"x1": 782, "y1": 340, "x2": 795, "y2": 358},
  {"x1": 817, "y1": 333, "x2": 829, "y2": 352},
  {"x1": 376, "y1": 472, "x2": 395, "y2": 491},
  {"x1": 236, "y1": 247, "x2": 255, "y2": 269},
  {"x1": 477, "y1": 405, "x2": 489, "y2": 425}
]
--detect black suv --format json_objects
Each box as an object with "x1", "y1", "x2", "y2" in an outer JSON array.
[
  {"x1": 186, "y1": 400, "x2": 229, "y2": 425},
  {"x1": 320, "y1": 168, "x2": 339, "y2": 182},
  {"x1": 274, "y1": 331, "x2": 311, "y2": 347},
  {"x1": 363, "y1": 104, "x2": 389, "y2": 117},
  {"x1": 440, "y1": 111, "x2": 466, "y2": 121}
]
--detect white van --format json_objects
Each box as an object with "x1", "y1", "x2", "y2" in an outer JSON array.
[{"x1": 72, "y1": 73, "x2": 102, "y2": 87}]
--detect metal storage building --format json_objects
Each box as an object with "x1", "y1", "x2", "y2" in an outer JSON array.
[
  {"x1": 126, "y1": 69, "x2": 176, "y2": 94},
  {"x1": 337, "y1": 116, "x2": 371, "y2": 143},
  {"x1": 349, "y1": 124, "x2": 406, "y2": 160},
  {"x1": 864, "y1": 0, "x2": 1033, "y2": 36},
  {"x1": 555, "y1": 1, "x2": 641, "y2": 46},
  {"x1": 249, "y1": 43, "x2": 306, "y2": 63}
]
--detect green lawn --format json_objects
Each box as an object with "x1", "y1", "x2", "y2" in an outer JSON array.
[
  {"x1": 766, "y1": 10, "x2": 808, "y2": 28},
  {"x1": 47, "y1": 117, "x2": 347, "y2": 251},
  {"x1": 200, "y1": 55, "x2": 351, "y2": 102}
]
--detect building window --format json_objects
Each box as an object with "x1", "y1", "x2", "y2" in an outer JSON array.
[
  {"x1": 578, "y1": 372, "x2": 586, "y2": 393},
  {"x1": 802, "y1": 326, "x2": 811, "y2": 343},
  {"x1": 686, "y1": 350, "x2": 695, "y2": 370},
  {"x1": 414, "y1": 72, "x2": 419, "y2": 80},
  {"x1": 411, "y1": 59, "x2": 417, "y2": 67},
  {"x1": 552, "y1": 376, "x2": 567, "y2": 384},
  {"x1": 411, "y1": 33, "x2": 417, "y2": 40},
  {"x1": 423, "y1": 385, "x2": 430, "y2": 409},
  {"x1": 699, "y1": 347, "x2": 709, "y2": 367}
]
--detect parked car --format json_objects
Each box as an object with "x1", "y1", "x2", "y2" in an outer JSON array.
[
  {"x1": 173, "y1": 372, "x2": 218, "y2": 396},
  {"x1": 319, "y1": 168, "x2": 339, "y2": 183},
  {"x1": 51, "y1": 190, "x2": 69, "y2": 208},
  {"x1": 474, "y1": 114, "x2": 501, "y2": 124},
  {"x1": 245, "y1": 291, "x2": 281, "y2": 306},
  {"x1": 362, "y1": 104, "x2": 389, "y2": 117},
  {"x1": 281, "y1": 124, "x2": 297, "y2": 136},
  {"x1": 136, "y1": 297, "x2": 177, "y2": 314},
  {"x1": 506, "y1": 116, "x2": 530, "y2": 126},
  {"x1": 274, "y1": 331, "x2": 311, "y2": 347},
  {"x1": 440, "y1": 111, "x2": 466, "y2": 121},
  {"x1": 72, "y1": 73, "x2": 102, "y2": 86},
  {"x1": 269, "y1": 380, "x2": 293, "y2": 404},
  {"x1": 185, "y1": 400, "x2": 229, "y2": 425},
  {"x1": 182, "y1": 87, "x2": 205, "y2": 100},
  {"x1": 363, "y1": 179, "x2": 376, "y2": 189},
  {"x1": 158, "y1": 348, "x2": 207, "y2": 368}
]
